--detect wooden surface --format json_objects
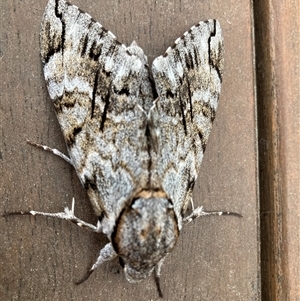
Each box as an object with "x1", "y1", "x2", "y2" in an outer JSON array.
[
  {"x1": 254, "y1": 0, "x2": 300, "y2": 300},
  {"x1": 1, "y1": 0, "x2": 258, "y2": 300}
]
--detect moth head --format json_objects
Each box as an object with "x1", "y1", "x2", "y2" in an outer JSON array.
[{"x1": 112, "y1": 196, "x2": 179, "y2": 282}]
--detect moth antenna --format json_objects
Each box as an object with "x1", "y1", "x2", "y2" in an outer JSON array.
[
  {"x1": 75, "y1": 269, "x2": 94, "y2": 285},
  {"x1": 154, "y1": 274, "x2": 164, "y2": 298},
  {"x1": 154, "y1": 257, "x2": 166, "y2": 298}
]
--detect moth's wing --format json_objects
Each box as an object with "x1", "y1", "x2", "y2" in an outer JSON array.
[
  {"x1": 150, "y1": 20, "x2": 224, "y2": 223},
  {"x1": 40, "y1": 0, "x2": 155, "y2": 223}
]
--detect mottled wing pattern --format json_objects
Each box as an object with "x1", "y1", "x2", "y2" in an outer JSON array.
[
  {"x1": 150, "y1": 20, "x2": 224, "y2": 222},
  {"x1": 40, "y1": 0, "x2": 155, "y2": 222}
]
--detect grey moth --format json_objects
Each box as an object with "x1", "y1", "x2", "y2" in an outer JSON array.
[{"x1": 5, "y1": 0, "x2": 241, "y2": 297}]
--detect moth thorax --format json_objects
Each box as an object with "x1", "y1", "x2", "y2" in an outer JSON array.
[{"x1": 112, "y1": 196, "x2": 179, "y2": 282}]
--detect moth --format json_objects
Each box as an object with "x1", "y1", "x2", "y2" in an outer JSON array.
[{"x1": 5, "y1": 0, "x2": 241, "y2": 297}]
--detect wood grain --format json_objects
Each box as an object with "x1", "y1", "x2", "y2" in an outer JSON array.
[
  {"x1": 1, "y1": 1, "x2": 258, "y2": 300},
  {"x1": 254, "y1": 0, "x2": 300, "y2": 300}
]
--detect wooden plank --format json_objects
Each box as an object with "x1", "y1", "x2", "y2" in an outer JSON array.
[
  {"x1": 1, "y1": 0, "x2": 258, "y2": 300},
  {"x1": 254, "y1": 0, "x2": 300, "y2": 300}
]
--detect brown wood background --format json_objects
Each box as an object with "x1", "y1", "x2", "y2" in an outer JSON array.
[
  {"x1": 0, "y1": 0, "x2": 298, "y2": 300},
  {"x1": 254, "y1": 0, "x2": 300, "y2": 300}
]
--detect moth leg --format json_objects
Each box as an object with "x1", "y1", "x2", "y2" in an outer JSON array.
[
  {"x1": 27, "y1": 139, "x2": 73, "y2": 166},
  {"x1": 4, "y1": 198, "x2": 102, "y2": 233},
  {"x1": 183, "y1": 206, "x2": 242, "y2": 225},
  {"x1": 154, "y1": 256, "x2": 166, "y2": 298},
  {"x1": 190, "y1": 198, "x2": 195, "y2": 210},
  {"x1": 76, "y1": 243, "x2": 117, "y2": 284}
]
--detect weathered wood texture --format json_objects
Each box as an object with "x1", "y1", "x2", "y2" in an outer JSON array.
[
  {"x1": 1, "y1": 1, "x2": 258, "y2": 300},
  {"x1": 254, "y1": 0, "x2": 300, "y2": 300}
]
